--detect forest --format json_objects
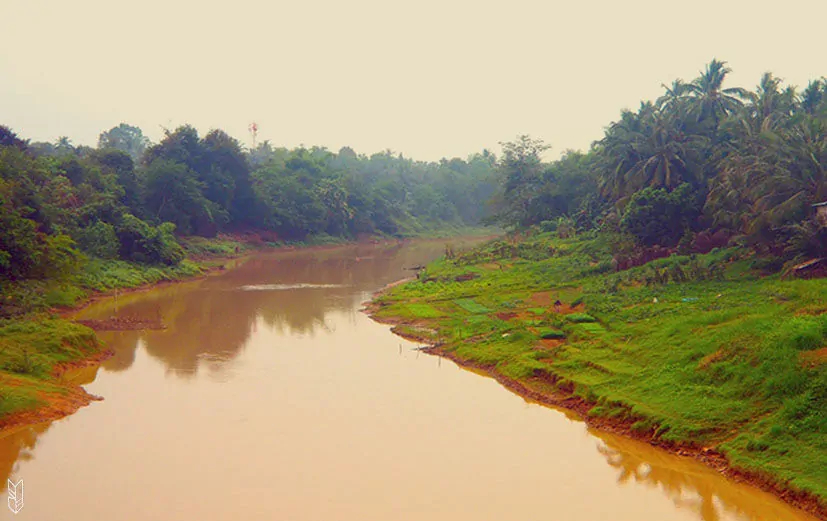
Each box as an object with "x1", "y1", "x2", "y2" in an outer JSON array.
[
  {"x1": 492, "y1": 60, "x2": 827, "y2": 267},
  {"x1": 3, "y1": 59, "x2": 827, "y2": 315},
  {"x1": 0, "y1": 123, "x2": 496, "y2": 316}
]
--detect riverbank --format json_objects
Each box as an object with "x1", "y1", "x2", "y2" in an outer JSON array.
[
  {"x1": 367, "y1": 232, "x2": 827, "y2": 519},
  {"x1": 0, "y1": 235, "x2": 264, "y2": 434},
  {"x1": 0, "y1": 231, "x2": 493, "y2": 434}
]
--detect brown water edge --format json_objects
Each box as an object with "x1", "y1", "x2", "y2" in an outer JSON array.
[
  {"x1": 365, "y1": 306, "x2": 827, "y2": 520},
  {"x1": 0, "y1": 237, "x2": 820, "y2": 521},
  {"x1": 0, "y1": 239, "x2": 402, "y2": 437},
  {"x1": 0, "y1": 349, "x2": 112, "y2": 435},
  {"x1": 6, "y1": 237, "x2": 481, "y2": 430}
]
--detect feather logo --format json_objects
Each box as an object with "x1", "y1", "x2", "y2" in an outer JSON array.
[{"x1": 7, "y1": 479, "x2": 23, "y2": 514}]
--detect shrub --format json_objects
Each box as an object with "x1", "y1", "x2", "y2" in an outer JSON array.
[
  {"x1": 77, "y1": 221, "x2": 119, "y2": 259},
  {"x1": 567, "y1": 313, "x2": 597, "y2": 323},
  {"x1": 538, "y1": 328, "x2": 566, "y2": 339},
  {"x1": 115, "y1": 214, "x2": 184, "y2": 265},
  {"x1": 620, "y1": 184, "x2": 700, "y2": 247}
]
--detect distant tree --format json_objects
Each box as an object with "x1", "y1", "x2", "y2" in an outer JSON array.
[
  {"x1": 493, "y1": 135, "x2": 550, "y2": 227},
  {"x1": 54, "y1": 136, "x2": 75, "y2": 155},
  {"x1": 0, "y1": 126, "x2": 27, "y2": 150},
  {"x1": 89, "y1": 149, "x2": 141, "y2": 213},
  {"x1": 98, "y1": 123, "x2": 150, "y2": 162}
]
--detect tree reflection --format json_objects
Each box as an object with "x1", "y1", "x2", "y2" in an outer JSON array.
[
  {"x1": 593, "y1": 429, "x2": 810, "y2": 521},
  {"x1": 83, "y1": 240, "x2": 476, "y2": 377}
]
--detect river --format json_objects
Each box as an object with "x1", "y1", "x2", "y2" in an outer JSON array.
[{"x1": 0, "y1": 239, "x2": 818, "y2": 521}]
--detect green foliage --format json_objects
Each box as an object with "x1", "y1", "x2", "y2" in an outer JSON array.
[
  {"x1": 566, "y1": 313, "x2": 597, "y2": 323},
  {"x1": 538, "y1": 328, "x2": 566, "y2": 339},
  {"x1": 379, "y1": 232, "x2": 827, "y2": 500},
  {"x1": 98, "y1": 123, "x2": 149, "y2": 162},
  {"x1": 620, "y1": 184, "x2": 700, "y2": 246},
  {"x1": 115, "y1": 214, "x2": 185, "y2": 265},
  {"x1": 77, "y1": 221, "x2": 120, "y2": 259},
  {"x1": 453, "y1": 298, "x2": 491, "y2": 314}
]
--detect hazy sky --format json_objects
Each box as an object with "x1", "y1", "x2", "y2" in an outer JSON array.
[{"x1": 2, "y1": 0, "x2": 825, "y2": 160}]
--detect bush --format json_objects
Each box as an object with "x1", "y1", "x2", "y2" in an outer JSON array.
[
  {"x1": 539, "y1": 328, "x2": 566, "y2": 339},
  {"x1": 77, "y1": 221, "x2": 119, "y2": 259},
  {"x1": 115, "y1": 214, "x2": 184, "y2": 265},
  {"x1": 567, "y1": 313, "x2": 597, "y2": 323},
  {"x1": 620, "y1": 184, "x2": 700, "y2": 247}
]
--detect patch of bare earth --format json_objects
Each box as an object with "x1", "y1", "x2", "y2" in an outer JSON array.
[
  {"x1": 76, "y1": 315, "x2": 165, "y2": 331},
  {"x1": 801, "y1": 347, "x2": 827, "y2": 368}
]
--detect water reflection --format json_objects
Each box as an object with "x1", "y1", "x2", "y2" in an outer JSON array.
[
  {"x1": 77, "y1": 241, "x2": 468, "y2": 377},
  {"x1": 594, "y1": 429, "x2": 812, "y2": 521},
  {"x1": 0, "y1": 365, "x2": 99, "y2": 486},
  {"x1": 0, "y1": 238, "x2": 817, "y2": 521}
]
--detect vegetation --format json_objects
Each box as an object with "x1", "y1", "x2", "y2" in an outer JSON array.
[
  {"x1": 374, "y1": 231, "x2": 827, "y2": 503},
  {"x1": 374, "y1": 60, "x2": 827, "y2": 508},
  {"x1": 0, "y1": 121, "x2": 496, "y2": 424},
  {"x1": 490, "y1": 60, "x2": 827, "y2": 267},
  {"x1": 3, "y1": 57, "x2": 826, "y2": 509}
]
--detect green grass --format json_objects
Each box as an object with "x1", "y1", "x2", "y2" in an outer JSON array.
[
  {"x1": 376, "y1": 231, "x2": 827, "y2": 502},
  {"x1": 0, "y1": 235, "x2": 249, "y2": 422},
  {"x1": 454, "y1": 298, "x2": 491, "y2": 314},
  {"x1": 78, "y1": 258, "x2": 203, "y2": 292}
]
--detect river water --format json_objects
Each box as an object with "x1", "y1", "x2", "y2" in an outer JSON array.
[{"x1": 0, "y1": 240, "x2": 817, "y2": 521}]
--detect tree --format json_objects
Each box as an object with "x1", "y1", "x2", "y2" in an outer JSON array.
[
  {"x1": 54, "y1": 136, "x2": 75, "y2": 155},
  {"x1": 620, "y1": 184, "x2": 700, "y2": 246},
  {"x1": 686, "y1": 59, "x2": 748, "y2": 126},
  {"x1": 0, "y1": 126, "x2": 27, "y2": 150},
  {"x1": 493, "y1": 135, "x2": 550, "y2": 227},
  {"x1": 98, "y1": 123, "x2": 150, "y2": 162},
  {"x1": 142, "y1": 159, "x2": 221, "y2": 236}
]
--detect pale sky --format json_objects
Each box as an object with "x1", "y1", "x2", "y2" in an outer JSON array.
[{"x1": 1, "y1": 0, "x2": 825, "y2": 160}]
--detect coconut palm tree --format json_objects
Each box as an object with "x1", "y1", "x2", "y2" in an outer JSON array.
[
  {"x1": 800, "y1": 78, "x2": 826, "y2": 115},
  {"x1": 686, "y1": 59, "x2": 748, "y2": 126},
  {"x1": 598, "y1": 102, "x2": 708, "y2": 200},
  {"x1": 657, "y1": 79, "x2": 691, "y2": 113}
]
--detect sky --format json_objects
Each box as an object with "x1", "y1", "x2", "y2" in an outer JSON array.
[{"x1": 1, "y1": 0, "x2": 826, "y2": 161}]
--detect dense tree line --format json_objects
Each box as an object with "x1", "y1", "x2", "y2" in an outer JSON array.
[
  {"x1": 0, "y1": 123, "x2": 496, "y2": 284},
  {"x1": 492, "y1": 60, "x2": 827, "y2": 262}
]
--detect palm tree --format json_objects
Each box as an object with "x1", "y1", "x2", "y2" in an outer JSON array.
[
  {"x1": 714, "y1": 115, "x2": 827, "y2": 237},
  {"x1": 55, "y1": 136, "x2": 74, "y2": 154},
  {"x1": 686, "y1": 59, "x2": 748, "y2": 126},
  {"x1": 657, "y1": 79, "x2": 691, "y2": 113},
  {"x1": 598, "y1": 102, "x2": 707, "y2": 199},
  {"x1": 800, "y1": 78, "x2": 826, "y2": 115},
  {"x1": 723, "y1": 73, "x2": 796, "y2": 141}
]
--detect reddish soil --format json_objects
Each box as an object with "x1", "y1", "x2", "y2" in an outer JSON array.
[
  {"x1": 536, "y1": 338, "x2": 564, "y2": 350},
  {"x1": 801, "y1": 347, "x2": 827, "y2": 368},
  {"x1": 528, "y1": 291, "x2": 584, "y2": 314},
  {"x1": 0, "y1": 348, "x2": 114, "y2": 433},
  {"x1": 529, "y1": 291, "x2": 553, "y2": 306}
]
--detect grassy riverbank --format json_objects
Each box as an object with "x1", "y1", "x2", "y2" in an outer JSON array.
[
  {"x1": 0, "y1": 234, "x2": 264, "y2": 430},
  {"x1": 370, "y1": 232, "x2": 827, "y2": 516},
  {"x1": 0, "y1": 229, "x2": 494, "y2": 431}
]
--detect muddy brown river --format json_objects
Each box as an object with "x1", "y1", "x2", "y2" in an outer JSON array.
[{"x1": 0, "y1": 240, "x2": 818, "y2": 520}]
